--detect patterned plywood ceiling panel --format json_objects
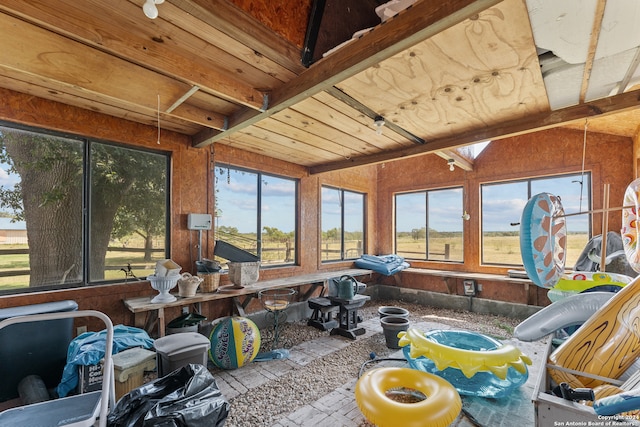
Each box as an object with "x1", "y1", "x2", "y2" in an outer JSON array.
[{"x1": 334, "y1": 0, "x2": 549, "y2": 142}]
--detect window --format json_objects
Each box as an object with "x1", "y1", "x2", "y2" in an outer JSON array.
[
  {"x1": 395, "y1": 187, "x2": 464, "y2": 261},
  {"x1": 215, "y1": 165, "x2": 297, "y2": 266},
  {"x1": 321, "y1": 186, "x2": 365, "y2": 261},
  {"x1": 0, "y1": 124, "x2": 169, "y2": 293},
  {"x1": 481, "y1": 172, "x2": 591, "y2": 266}
]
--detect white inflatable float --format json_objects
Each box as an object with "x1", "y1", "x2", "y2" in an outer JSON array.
[{"x1": 514, "y1": 291, "x2": 615, "y2": 342}]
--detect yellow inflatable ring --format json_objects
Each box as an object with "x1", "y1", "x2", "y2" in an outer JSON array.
[
  {"x1": 355, "y1": 367, "x2": 461, "y2": 427},
  {"x1": 398, "y1": 328, "x2": 532, "y2": 380}
]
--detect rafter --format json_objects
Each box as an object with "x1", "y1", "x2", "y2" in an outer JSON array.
[
  {"x1": 192, "y1": 0, "x2": 502, "y2": 147},
  {"x1": 309, "y1": 89, "x2": 640, "y2": 174}
]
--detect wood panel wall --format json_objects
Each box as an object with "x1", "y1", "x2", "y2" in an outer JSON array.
[
  {"x1": 0, "y1": 88, "x2": 377, "y2": 330},
  {"x1": 0, "y1": 87, "x2": 635, "y2": 331},
  {"x1": 230, "y1": 0, "x2": 313, "y2": 49},
  {"x1": 375, "y1": 127, "x2": 634, "y2": 305}
]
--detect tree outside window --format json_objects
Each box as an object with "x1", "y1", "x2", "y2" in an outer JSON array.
[{"x1": 0, "y1": 125, "x2": 169, "y2": 292}]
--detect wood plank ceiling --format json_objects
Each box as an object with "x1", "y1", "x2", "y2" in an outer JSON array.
[{"x1": 1, "y1": 0, "x2": 639, "y2": 173}]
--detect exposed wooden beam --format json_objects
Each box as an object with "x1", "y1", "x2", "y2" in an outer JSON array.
[
  {"x1": 435, "y1": 150, "x2": 474, "y2": 171},
  {"x1": 325, "y1": 87, "x2": 425, "y2": 145},
  {"x1": 579, "y1": 0, "x2": 606, "y2": 103},
  {"x1": 0, "y1": 0, "x2": 267, "y2": 111},
  {"x1": 308, "y1": 89, "x2": 640, "y2": 174},
  {"x1": 617, "y1": 48, "x2": 640, "y2": 95},
  {"x1": 170, "y1": 0, "x2": 305, "y2": 74},
  {"x1": 192, "y1": 0, "x2": 503, "y2": 147}
]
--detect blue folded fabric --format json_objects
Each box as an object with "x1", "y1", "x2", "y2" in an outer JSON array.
[
  {"x1": 56, "y1": 325, "x2": 154, "y2": 397},
  {"x1": 355, "y1": 254, "x2": 409, "y2": 276}
]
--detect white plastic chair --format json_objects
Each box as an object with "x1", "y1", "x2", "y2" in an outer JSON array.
[{"x1": 0, "y1": 310, "x2": 115, "y2": 427}]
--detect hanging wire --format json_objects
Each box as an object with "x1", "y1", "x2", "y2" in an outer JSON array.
[
  {"x1": 579, "y1": 119, "x2": 588, "y2": 212},
  {"x1": 157, "y1": 94, "x2": 161, "y2": 144}
]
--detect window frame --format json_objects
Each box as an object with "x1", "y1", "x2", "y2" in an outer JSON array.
[
  {"x1": 480, "y1": 171, "x2": 592, "y2": 267},
  {"x1": 0, "y1": 121, "x2": 171, "y2": 294},
  {"x1": 394, "y1": 186, "x2": 464, "y2": 262},
  {"x1": 214, "y1": 164, "x2": 299, "y2": 267},
  {"x1": 320, "y1": 185, "x2": 366, "y2": 263}
]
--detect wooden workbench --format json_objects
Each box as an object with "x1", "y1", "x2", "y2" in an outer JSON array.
[{"x1": 123, "y1": 268, "x2": 373, "y2": 337}]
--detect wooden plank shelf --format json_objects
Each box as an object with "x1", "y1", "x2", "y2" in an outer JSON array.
[{"x1": 124, "y1": 268, "x2": 374, "y2": 337}]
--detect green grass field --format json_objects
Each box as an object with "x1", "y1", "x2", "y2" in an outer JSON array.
[
  {"x1": 0, "y1": 233, "x2": 592, "y2": 290},
  {"x1": 396, "y1": 232, "x2": 589, "y2": 266}
]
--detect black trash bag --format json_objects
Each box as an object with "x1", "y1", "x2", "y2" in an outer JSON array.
[{"x1": 107, "y1": 364, "x2": 229, "y2": 427}]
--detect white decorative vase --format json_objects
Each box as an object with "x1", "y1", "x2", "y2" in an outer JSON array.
[{"x1": 147, "y1": 274, "x2": 180, "y2": 303}]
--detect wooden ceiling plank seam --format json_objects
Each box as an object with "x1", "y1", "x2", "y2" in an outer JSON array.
[
  {"x1": 0, "y1": 73, "x2": 199, "y2": 135},
  {"x1": 312, "y1": 91, "x2": 415, "y2": 148},
  {"x1": 222, "y1": 132, "x2": 319, "y2": 166},
  {"x1": 325, "y1": 86, "x2": 425, "y2": 144},
  {"x1": 169, "y1": 0, "x2": 305, "y2": 75},
  {"x1": 253, "y1": 115, "x2": 365, "y2": 159},
  {"x1": 192, "y1": 0, "x2": 502, "y2": 147},
  {"x1": 0, "y1": 10, "x2": 229, "y2": 130},
  {"x1": 0, "y1": 1, "x2": 267, "y2": 110},
  {"x1": 234, "y1": 126, "x2": 339, "y2": 163},
  {"x1": 289, "y1": 95, "x2": 396, "y2": 152},
  {"x1": 273, "y1": 107, "x2": 384, "y2": 155},
  {"x1": 308, "y1": 88, "x2": 640, "y2": 174},
  {"x1": 579, "y1": 0, "x2": 607, "y2": 103},
  {"x1": 159, "y1": 1, "x2": 299, "y2": 84}
]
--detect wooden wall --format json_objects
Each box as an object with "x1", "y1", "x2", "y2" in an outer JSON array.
[
  {"x1": 0, "y1": 87, "x2": 635, "y2": 330},
  {"x1": 375, "y1": 127, "x2": 634, "y2": 305},
  {"x1": 0, "y1": 88, "x2": 377, "y2": 330},
  {"x1": 230, "y1": 0, "x2": 313, "y2": 49}
]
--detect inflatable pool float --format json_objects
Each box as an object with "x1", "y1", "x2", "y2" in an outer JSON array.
[
  {"x1": 398, "y1": 329, "x2": 531, "y2": 398},
  {"x1": 622, "y1": 178, "x2": 640, "y2": 273},
  {"x1": 548, "y1": 275, "x2": 640, "y2": 389},
  {"x1": 355, "y1": 367, "x2": 461, "y2": 427},
  {"x1": 546, "y1": 271, "x2": 633, "y2": 302},
  {"x1": 514, "y1": 291, "x2": 614, "y2": 342},
  {"x1": 520, "y1": 193, "x2": 567, "y2": 289},
  {"x1": 594, "y1": 387, "x2": 640, "y2": 416}
]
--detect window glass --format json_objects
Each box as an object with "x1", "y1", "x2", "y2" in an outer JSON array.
[
  {"x1": 395, "y1": 188, "x2": 463, "y2": 261},
  {"x1": 343, "y1": 191, "x2": 364, "y2": 259},
  {"x1": 91, "y1": 143, "x2": 168, "y2": 282},
  {"x1": 395, "y1": 192, "x2": 426, "y2": 259},
  {"x1": 321, "y1": 186, "x2": 365, "y2": 262},
  {"x1": 0, "y1": 125, "x2": 169, "y2": 293},
  {"x1": 215, "y1": 165, "x2": 297, "y2": 266},
  {"x1": 481, "y1": 173, "x2": 591, "y2": 266},
  {"x1": 428, "y1": 188, "x2": 464, "y2": 261},
  {"x1": 261, "y1": 174, "x2": 297, "y2": 264}
]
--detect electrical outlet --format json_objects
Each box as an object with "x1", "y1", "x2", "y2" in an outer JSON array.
[
  {"x1": 477, "y1": 283, "x2": 483, "y2": 292},
  {"x1": 77, "y1": 325, "x2": 87, "y2": 336}
]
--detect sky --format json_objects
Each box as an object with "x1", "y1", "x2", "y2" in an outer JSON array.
[
  {"x1": 216, "y1": 165, "x2": 592, "y2": 235},
  {"x1": 0, "y1": 163, "x2": 25, "y2": 229},
  {"x1": 396, "y1": 174, "x2": 590, "y2": 233},
  {"x1": 215, "y1": 168, "x2": 296, "y2": 233}
]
